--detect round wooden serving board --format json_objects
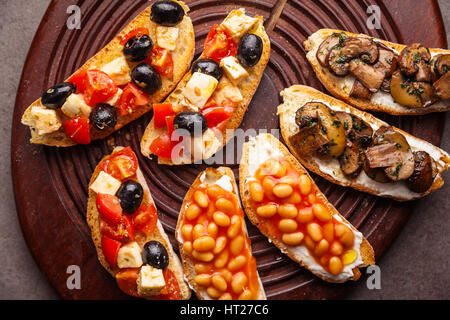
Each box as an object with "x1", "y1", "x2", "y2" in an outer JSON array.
[{"x1": 11, "y1": 0, "x2": 448, "y2": 299}]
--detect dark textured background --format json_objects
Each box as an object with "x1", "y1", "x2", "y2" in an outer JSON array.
[{"x1": 1, "y1": 0, "x2": 449, "y2": 299}]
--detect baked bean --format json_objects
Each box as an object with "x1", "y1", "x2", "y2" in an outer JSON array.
[
  {"x1": 206, "y1": 185, "x2": 226, "y2": 198},
  {"x1": 239, "y1": 289, "x2": 254, "y2": 300},
  {"x1": 228, "y1": 255, "x2": 247, "y2": 271},
  {"x1": 314, "y1": 239, "x2": 329, "y2": 257},
  {"x1": 219, "y1": 293, "x2": 232, "y2": 300},
  {"x1": 194, "y1": 263, "x2": 212, "y2": 274},
  {"x1": 249, "y1": 181, "x2": 264, "y2": 202},
  {"x1": 273, "y1": 183, "x2": 293, "y2": 198},
  {"x1": 183, "y1": 241, "x2": 193, "y2": 254},
  {"x1": 262, "y1": 176, "x2": 276, "y2": 197},
  {"x1": 213, "y1": 211, "x2": 231, "y2": 227},
  {"x1": 211, "y1": 275, "x2": 227, "y2": 292},
  {"x1": 323, "y1": 222, "x2": 334, "y2": 243},
  {"x1": 280, "y1": 176, "x2": 298, "y2": 186},
  {"x1": 193, "y1": 236, "x2": 216, "y2": 252},
  {"x1": 206, "y1": 286, "x2": 221, "y2": 299},
  {"x1": 181, "y1": 224, "x2": 193, "y2": 241},
  {"x1": 278, "y1": 219, "x2": 298, "y2": 233},
  {"x1": 213, "y1": 236, "x2": 227, "y2": 254},
  {"x1": 342, "y1": 249, "x2": 357, "y2": 265},
  {"x1": 297, "y1": 207, "x2": 313, "y2": 223},
  {"x1": 207, "y1": 222, "x2": 218, "y2": 237},
  {"x1": 214, "y1": 249, "x2": 229, "y2": 268},
  {"x1": 215, "y1": 198, "x2": 235, "y2": 214},
  {"x1": 193, "y1": 224, "x2": 206, "y2": 239},
  {"x1": 299, "y1": 174, "x2": 312, "y2": 195},
  {"x1": 307, "y1": 193, "x2": 316, "y2": 204},
  {"x1": 220, "y1": 269, "x2": 233, "y2": 283},
  {"x1": 313, "y1": 203, "x2": 331, "y2": 222},
  {"x1": 335, "y1": 224, "x2": 354, "y2": 247},
  {"x1": 256, "y1": 204, "x2": 277, "y2": 218},
  {"x1": 192, "y1": 250, "x2": 214, "y2": 262},
  {"x1": 277, "y1": 204, "x2": 298, "y2": 218},
  {"x1": 194, "y1": 274, "x2": 211, "y2": 287},
  {"x1": 227, "y1": 216, "x2": 242, "y2": 238},
  {"x1": 307, "y1": 222, "x2": 323, "y2": 242},
  {"x1": 320, "y1": 255, "x2": 329, "y2": 266},
  {"x1": 330, "y1": 241, "x2": 344, "y2": 256},
  {"x1": 231, "y1": 272, "x2": 248, "y2": 294},
  {"x1": 282, "y1": 231, "x2": 304, "y2": 246},
  {"x1": 265, "y1": 159, "x2": 286, "y2": 177},
  {"x1": 304, "y1": 235, "x2": 315, "y2": 250},
  {"x1": 284, "y1": 191, "x2": 302, "y2": 205},
  {"x1": 230, "y1": 235, "x2": 245, "y2": 255},
  {"x1": 186, "y1": 203, "x2": 201, "y2": 220},
  {"x1": 194, "y1": 190, "x2": 209, "y2": 208},
  {"x1": 329, "y1": 256, "x2": 343, "y2": 275}
]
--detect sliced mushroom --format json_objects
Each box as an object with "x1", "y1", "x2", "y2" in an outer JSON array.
[
  {"x1": 406, "y1": 151, "x2": 435, "y2": 193},
  {"x1": 339, "y1": 142, "x2": 362, "y2": 178},
  {"x1": 335, "y1": 111, "x2": 353, "y2": 135},
  {"x1": 327, "y1": 37, "x2": 379, "y2": 76},
  {"x1": 362, "y1": 153, "x2": 391, "y2": 183},
  {"x1": 364, "y1": 143, "x2": 403, "y2": 168},
  {"x1": 413, "y1": 82, "x2": 438, "y2": 106},
  {"x1": 348, "y1": 114, "x2": 373, "y2": 148},
  {"x1": 399, "y1": 43, "x2": 431, "y2": 78},
  {"x1": 380, "y1": 78, "x2": 391, "y2": 93},
  {"x1": 390, "y1": 70, "x2": 423, "y2": 108},
  {"x1": 288, "y1": 124, "x2": 329, "y2": 156},
  {"x1": 433, "y1": 71, "x2": 450, "y2": 100},
  {"x1": 431, "y1": 54, "x2": 450, "y2": 81},
  {"x1": 350, "y1": 79, "x2": 373, "y2": 99},
  {"x1": 373, "y1": 126, "x2": 409, "y2": 151},
  {"x1": 316, "y1": 34, "x2": 344, "y2": 67},
  {"x1": 349, "y1": 59, "x2": 385, "y2": 92},
  {"x1": 384, "y1": 151, "x2": 415, "y2": 181},
  {"x1": 373, "y1": 43, "x2": 398, "y2": 78}
]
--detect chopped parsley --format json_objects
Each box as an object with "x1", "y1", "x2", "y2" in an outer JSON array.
[
  {"x1": 332, "y1": 120, "x2": 341, "y2": 128},
  {"x1": 393, "y1": 162, "x2": 403, "y2": 178}
]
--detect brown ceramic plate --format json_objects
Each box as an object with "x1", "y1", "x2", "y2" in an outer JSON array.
[{"x1": 11, "y1": 0, "x2": 448, "y2": 299}]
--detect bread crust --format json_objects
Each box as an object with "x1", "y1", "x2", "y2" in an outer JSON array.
[
  {"x1": 175, "y1": 167, "x2": 266, "y2": 300},
  {"x1": 140, "y1": 9, "x2": 270, "y2": 165},
  {"x1": 239, "y1": 133, "x2": 375, "y2": 283},
  {"x1": 304, "y1": 28, "x2": 450, "y2": 115},
  {"x1": 86, "y1": 147, "x2": 191, "y2": 300},
  {"x1": 278, "y1": 85, "x2": 450, "y2": 201},
  {"x1": 21, "y1": 1, "x2": 195, "y2": 146}
]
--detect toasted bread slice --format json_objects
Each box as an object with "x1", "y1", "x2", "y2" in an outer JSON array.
[
  {"x1": 239, "y1": 133, "x2": 375, "y2": 283},
  {"x1": 175, "y1": 167, "x2": 266, "y2": 300},
  {"x1": 87, "y1": 147, "x2": 190, "y2": 300},
  {"x1": 278, "y1": 85, "x2": 450, "y2": 201},
  {"x1": 22, "y1": 1, "x2": 194, "y2": 146},
  {"x1": 140, "y1": 9, "x2": 270, "y2": 165},
  {"x1": 303, "y1": 28, "x2": 450, "y2": 115}
]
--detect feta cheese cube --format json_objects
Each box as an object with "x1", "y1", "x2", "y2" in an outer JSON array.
[
  {"x1": 137, "y1": 265, "x2": 166, "y2": 296},
  {"x1": 221, "y1": 9, "x2": 258, "y2": 39},
  {"x1": 183, "y1": 72, "x2": 218, "y2": 108},
  {"x1": 117, "y1": 242, "x2": 143, "y2": 269},
  {"x1": 89, "y1": 171, "x2": 121, "y2": 195},
  {"x1": 202, "y1": 128, "x2": 222, "y2": 159},
  {"x1": 105, "y1": 88, "x2": 123, "y2": 107},
  {"x1": 220, "y1": 56, "x2": 249, "y2": 85},
  {"x1": 156, "y1": 26, "x2": 179, "y2": 51},
  {"x1": 211, "y1": 78, "x2": 243, "y2": 106},
  {"x1": 61, "y1": 93, "x2": 92, "y2": 118},
  {"x1": 101, "y1": 56, "x2": 131, "y2": 86},
  {"x1": 30, "y1": 106, "x2": 62, "y2": 135}
]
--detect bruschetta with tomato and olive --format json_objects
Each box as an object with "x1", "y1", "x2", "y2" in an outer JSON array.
[
  {"x1": 304, "y1": 29, "x2": 450, "y2": 115},
  {"x1": 278, "y1": 85, "x2": 450, "y2": 201},
  {"x1": 22, "y1": 1, "x2": 194, "y2": 146},
  {"x1": 141, "y1": 8, "x2": 270, "y2": 164},
  {"x1": 87, "y1": 146, "x2": 190, "y2": 299}
]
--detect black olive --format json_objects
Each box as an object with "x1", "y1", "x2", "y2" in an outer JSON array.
[
  {"x1": 237, "y1": 33, "x2": 263, "y2": 67},
  {"x1": 131, "y1": 63, "x2": 162, "y2": 94},
  {"x1": 191, "y1": 59, "x2": 222, "y2": 80},
  {"x1": 123, "y1": 34, "x2": 153, "y2": 62},
  {"x1": 116, "y1": 180, "x2": 144, "y2": 214},
  {"x1": 173, "y1": 111, "x2": 207, "y2": 136},
  {"x1": 143, "y1": 241, "x2": 169, "y2": 270},
  {"x1": 41, "y1": 82, "x2": 76, "y2": 109},
  {"x1": 150, "y1": 1, "x2": 184, "y2": 27},
  {"x1": 90, "y1": 104, "x2": 117, "y2": 131}
]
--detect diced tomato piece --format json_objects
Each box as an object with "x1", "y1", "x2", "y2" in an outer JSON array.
[
  {"x1": 153, "y1": 103, "x2": 175, "y2": 128},
  {"x1": 122, "y1": 215, "x2": 135, "y2": 240},
  {"x1": 116, "y1": 268, "x2": 140, "y2": 297},
  {"x1": 152, "y1": 269, "x2": 181, "y2": 300},
  {"x1": 83, "y1": 70, "x2": 118, "y2": 106},
  {"x1": 165, "y1": 115, "x2": 176, "y2": 136},
  {"x1": 118, "y1": 83, "x2": 151, "y2": 116},
  {"x1": 102, "y1": 146, "x2": 138, "y2": 181},
  {"x1": 146, "y1": 47, "x2": 173, "y2": 78},
  {"x1": 120, "y1": 27, "x2": 149, "y2": 46},
  {"x1": 101, "y1": 235, "x2": 121, "y2": 268},
  {"x1": 62, "y1": 116, "x2": 91, "y2": 144},
  {"x1": 67, "y1": 70, "x2": 87, "y2": 93},
  {"x1": 202, "y1": 105, "x2": 234, "y2": 129},
  {"x1": 204, "y1": 24, "x2": 237, "y2": 62},
  {"x1": 133, "y1": 204, "x2": 158, "y2": 235},
  {"x1": 97, "y1": 194, "x2": 122, "y2": 225},
  {"x1": 149, "y1": 132, "x2": 176, "y2": 159},
  {"x1": 100, "y1": 215, "x2": 134, "y2": 242}
]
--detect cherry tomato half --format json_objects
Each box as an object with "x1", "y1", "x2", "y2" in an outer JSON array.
[
  {"x1": 202, "y1": 105, "x2": 234, "y2": 129},
  {"x1": 153, "y1": 103, "x2": 175, "y2": 128},
  {"x1": 62, "y1": 116, "x2": 91, "y2": 144},
  {"x1": 118, "y1": 83, "x2": 151, "y2": 116},
  {"x1": 116, "y1": 268, "x2": 140, "y2": 297},
  {"x1": 102, "y1": 146, "x2": 138, "y2": 181},
  {"x1": 146, "y1": 47, "x2": 174, "y2": 78},
  {"x1": 101, "y1": 235, "x2": 121, "y2": 268},
  {"x1": 152, "y1": 269, "x2": 181, "y2": 300},
  {"x1": 96, "y1": 194, "x2": 122, "y2": 225},
  {"x1": 203, "y1": 24, "x2": 237, "y2": 62}
]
